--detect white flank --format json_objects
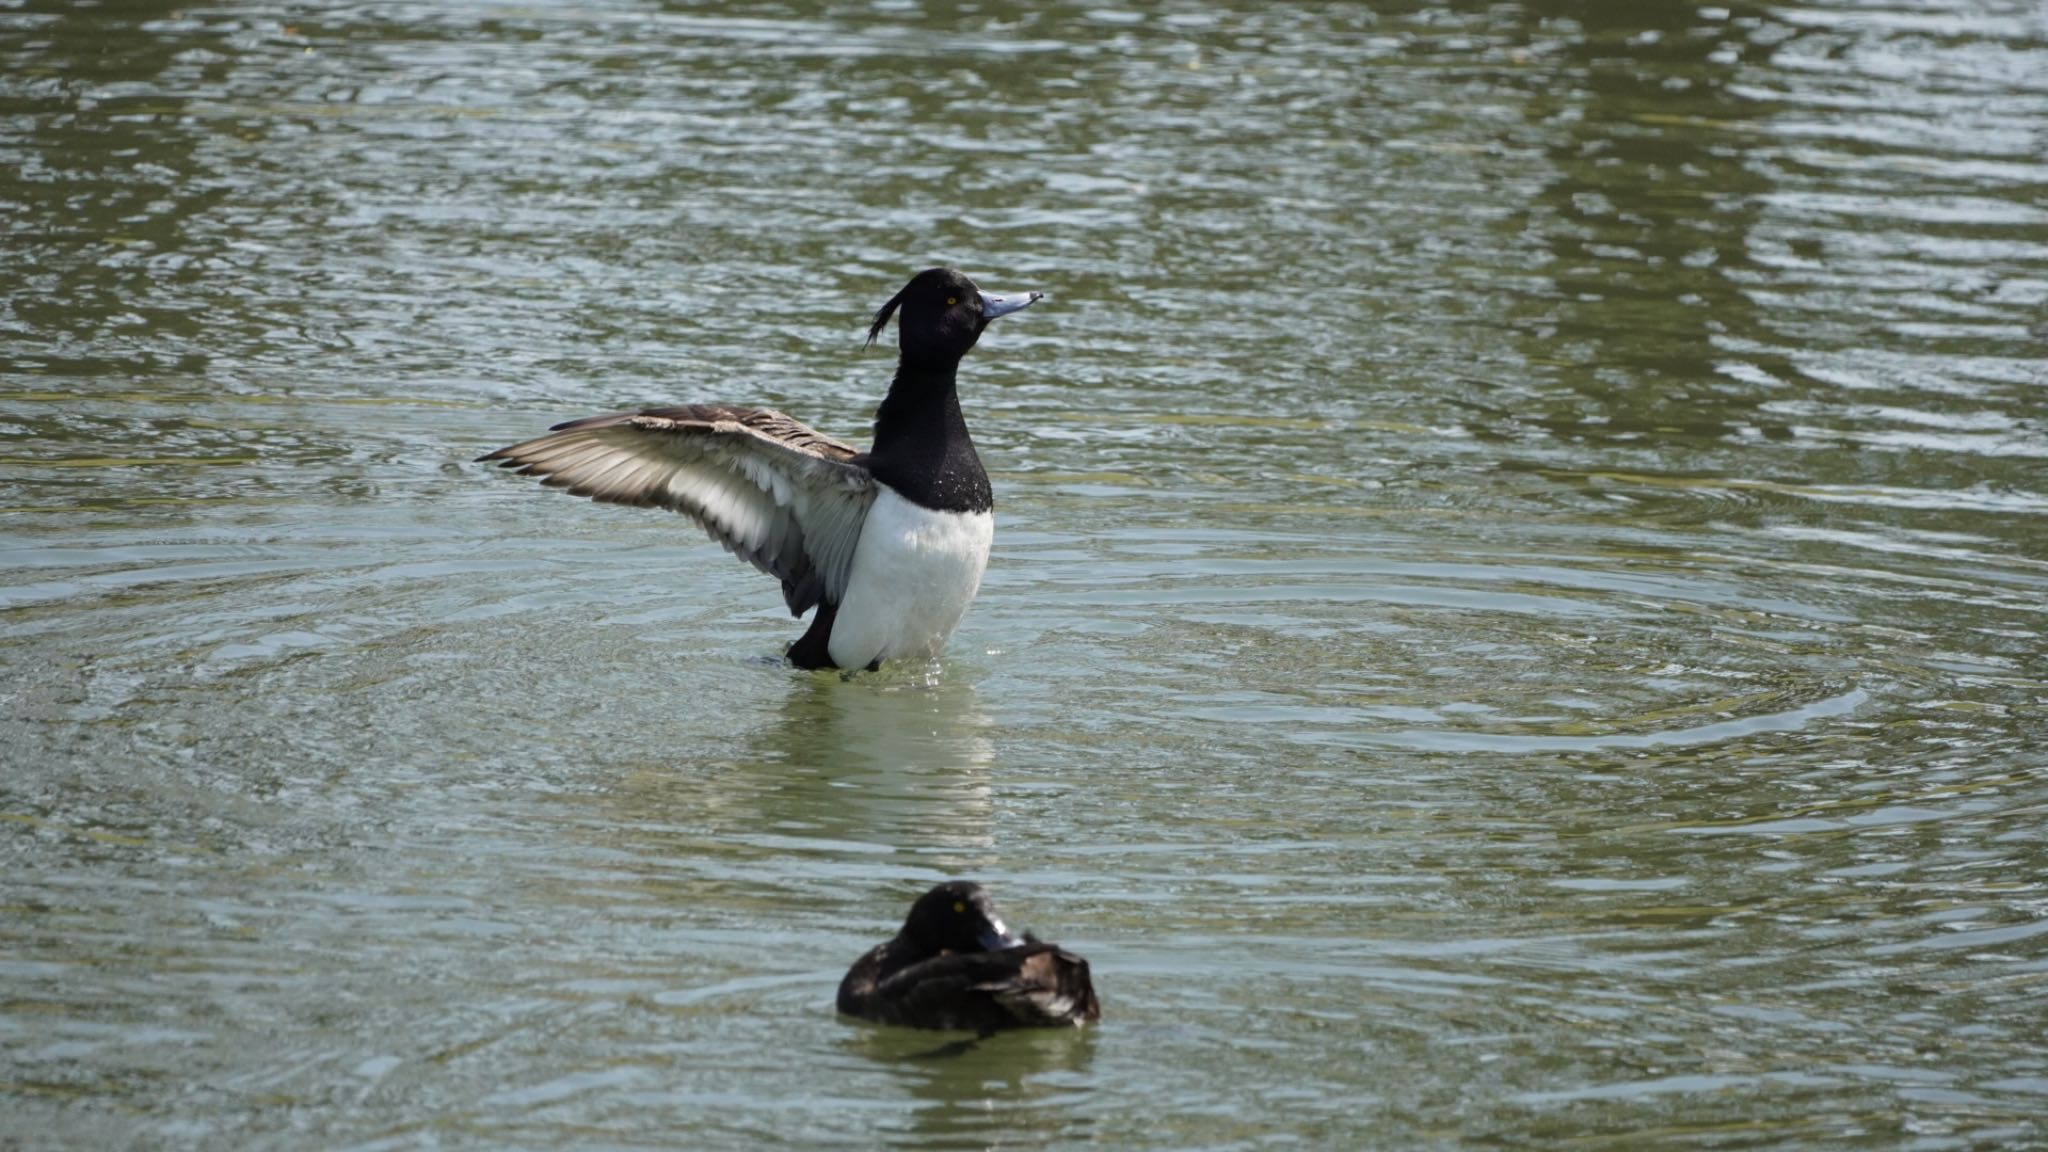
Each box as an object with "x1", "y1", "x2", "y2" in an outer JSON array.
[{"x1": 828, "y1": 490, "x2": 994, "y2": 669}]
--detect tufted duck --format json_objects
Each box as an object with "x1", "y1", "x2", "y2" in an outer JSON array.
[
  {"x1": 478, "y1": 268, "x2": 1041, "y2": 670},
  {"x1": 838, "y1": 880, "x2": 1099, "y2": 1033}
]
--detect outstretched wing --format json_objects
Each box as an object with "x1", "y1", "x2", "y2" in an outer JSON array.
[{"x1": 478, "y1": 405, "x2": 875, "y2": 615}]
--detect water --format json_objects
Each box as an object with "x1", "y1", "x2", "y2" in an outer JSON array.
[{"x1": 4, "y1": 1, "x2": 2045, "y2": 1147}]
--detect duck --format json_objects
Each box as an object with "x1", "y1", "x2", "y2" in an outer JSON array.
[
  {"x1": 478, "y1": 268, "x2": 1042, "y2": 671},
  {"x1": 838, "y1": 880, "x2": 1100, "y2": 1033}
]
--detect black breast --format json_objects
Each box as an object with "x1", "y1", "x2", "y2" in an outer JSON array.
[
  {"x1": 862, "y1": 365, "x2": 994, "y2": 515},
  {"x1": 855, "y1": 440, "x2": 992, "y2": 515}
]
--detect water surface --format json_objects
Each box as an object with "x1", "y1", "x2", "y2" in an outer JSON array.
[{"x1": 4, "y1": 1, "x2": 2046, "y2": 1148}]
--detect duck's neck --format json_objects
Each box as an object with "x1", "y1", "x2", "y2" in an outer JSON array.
[
  {"x1": 871, "y1": 358, "x2": 963, "y2": 455},
  {"x1": 866, "y1": 357, "x2": 992, "y2": 514}
]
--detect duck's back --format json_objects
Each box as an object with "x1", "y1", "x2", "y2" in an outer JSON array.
[{"x1": 840, "y1": 941, "x2": 1099, "y2": 1033}]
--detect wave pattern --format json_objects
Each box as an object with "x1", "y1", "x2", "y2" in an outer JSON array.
[{"x1": 2, "y1": 1, "x2": 2045, "y2": 1148}]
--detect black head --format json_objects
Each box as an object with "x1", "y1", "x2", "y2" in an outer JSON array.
[
  {"x1": 865, "y1": 268, "x2": 1042, "y2": 364},
  {"x1": 899, "y1": 880, "x2": 1026, "y2": 955}
]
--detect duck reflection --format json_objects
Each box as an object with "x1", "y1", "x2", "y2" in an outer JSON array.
[
  {"x1": 844, "y1": 1022, "x2": 1098, "y2": 1149},
  {"x1": 741, "y1": 669, "x2": 1001, "y2": 854},
  {"x1": 595, "y1": 664, "x2": 1001, "y2": 863}
]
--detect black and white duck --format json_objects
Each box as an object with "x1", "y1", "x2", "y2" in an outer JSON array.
[{"x1": 479, "y1": 268, "x2": 1041, "y2": 670}]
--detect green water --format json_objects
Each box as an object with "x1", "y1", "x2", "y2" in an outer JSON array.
[{"x1": 4, "y1": 1, "x2": 2045, "y2": 1148}]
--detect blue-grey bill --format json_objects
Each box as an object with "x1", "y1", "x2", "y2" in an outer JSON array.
[
  {"x1": 978, "y1": 919, "x2": 1026, "y2": 950},
  {"x1": 980, "y1": 289, "x2": 1043, "y2": 320}
]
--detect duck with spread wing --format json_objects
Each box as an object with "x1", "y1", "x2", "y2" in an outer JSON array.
[{"x1": 479, "y1": 268, "x2": 1041, "y2": 670}]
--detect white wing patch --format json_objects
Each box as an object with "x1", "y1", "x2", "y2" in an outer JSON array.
[{"x1": 480, "y1": 406, "x2": 877, "y2": 615}]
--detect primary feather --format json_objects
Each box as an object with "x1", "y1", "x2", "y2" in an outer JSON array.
[{"x1": 478, "y1": 405, "x2": 876, "y2": 615}]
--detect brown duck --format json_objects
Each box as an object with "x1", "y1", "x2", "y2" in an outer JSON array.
[{"x1": 838, "y1": 881, "x2": 1100, "y2": 1033}]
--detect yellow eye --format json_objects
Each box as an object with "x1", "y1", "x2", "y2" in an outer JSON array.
[
  {"x1": 953, "y1": 901, "x2": 966, "y2": 913},
  {"x1": 946, "y1": 296, "x2": 958, "y2": 306}
]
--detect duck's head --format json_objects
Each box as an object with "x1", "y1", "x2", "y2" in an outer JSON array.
[
  {"x1": 901, "y1": 880, "x2": 1026, "y2": 954},
  {"x1": 866, "y1": 268, "x2": 1042, "y2": 364}
]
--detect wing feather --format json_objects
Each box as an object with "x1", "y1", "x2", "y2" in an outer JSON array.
[
  {"x1": 972, "y1": 948, "x2": 1100, "y2": 1026},
  {"x1": 866, "y1": 944, "x2": 1100, "y2": 1031},
  {"x1": 479, "y1": 405, "x2": 876, "y2": 615}
]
